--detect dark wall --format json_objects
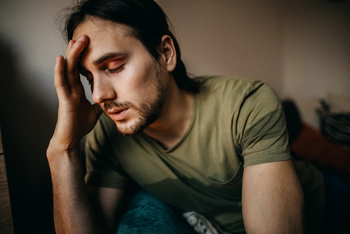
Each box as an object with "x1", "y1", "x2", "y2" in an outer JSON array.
[{"x1": 0, "y1": 38, "x2": 56, "y2": 234}]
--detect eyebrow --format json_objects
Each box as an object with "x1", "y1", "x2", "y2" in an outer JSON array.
[{"x1": 93, "y1": 52, "x2": 126, "y2": 65}]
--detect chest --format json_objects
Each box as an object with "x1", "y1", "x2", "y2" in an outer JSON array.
[{"x1": 115, "y1": 122, "x2": 243, "y2": 193}]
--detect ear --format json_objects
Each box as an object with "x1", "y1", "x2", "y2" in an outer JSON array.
[{"x1": 160, "y1": 35, "x2": 177, "y2": 72}]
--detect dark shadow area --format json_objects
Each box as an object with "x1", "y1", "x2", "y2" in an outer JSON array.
[{"x1": 0, "y1": 38, "x2": 56, "y2": 233}]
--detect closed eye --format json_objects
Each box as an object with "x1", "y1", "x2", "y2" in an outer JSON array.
[{"x1": 107, "y1": 64, "x2": 124, "y2": 74}]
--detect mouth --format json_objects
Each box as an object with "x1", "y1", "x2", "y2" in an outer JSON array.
[{"x1": 107, "y1": 108, "x2": 129, "y2": 121}]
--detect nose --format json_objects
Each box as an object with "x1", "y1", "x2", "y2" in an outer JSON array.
[{"x1": 91, "y1": 74, "x2": 116, "y2": 104}]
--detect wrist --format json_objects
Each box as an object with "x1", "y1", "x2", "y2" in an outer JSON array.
[
  {"x1": 46, "y1": 141, "x2": 84, "y2": 179},
  {"x1": 47, "y1": 138, "x2": 81, "y2": 161}
]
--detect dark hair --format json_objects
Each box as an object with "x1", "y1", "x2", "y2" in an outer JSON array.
[{"x1": 63, "y1": 0, "x2": 201, "y2": 93}]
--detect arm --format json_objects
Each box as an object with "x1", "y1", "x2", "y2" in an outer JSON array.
[
  {"x1": 47, "y1": 35, "x2": 123, "y2": 234},
  {"x1": 242, "y1": 160, "x2": 304, "y2": 234},
  {"x1": 88, "y1": 187, "x2": 126, "y2": 233},
  {"x1": 47, "y1": 148, "x2": 125, "y2": 234}
]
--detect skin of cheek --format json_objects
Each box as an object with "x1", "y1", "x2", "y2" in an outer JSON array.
[{"x1": 118, "y1": 56, "x2": 162, "y2": 107}]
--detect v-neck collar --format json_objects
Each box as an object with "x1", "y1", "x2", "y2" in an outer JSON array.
[{"x1": 139, "y1": 94, "x2": 198, "y2": 153}]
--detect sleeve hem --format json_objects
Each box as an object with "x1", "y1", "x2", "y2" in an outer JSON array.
[{"x1": 243, "y1": 151, "x2": 291, "y2": 167}]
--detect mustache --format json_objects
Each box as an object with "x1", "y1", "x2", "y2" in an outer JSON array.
[{"x1": 103, "y1": 101, "x2": 134, "y2": 112}]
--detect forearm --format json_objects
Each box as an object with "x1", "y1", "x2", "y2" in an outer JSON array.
[
  {"x1": 47, "y1": 142, "x2": 105, "y2": 234},
  {"x1": 48, "y1": 35, "x2": 108, "y2": 233}
]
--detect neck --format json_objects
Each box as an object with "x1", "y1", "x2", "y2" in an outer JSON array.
[{"x1": 143, "y1": 78, "x2": 195, "y2": 150}]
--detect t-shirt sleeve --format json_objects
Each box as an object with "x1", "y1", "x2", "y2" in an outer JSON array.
[
  {"x1": 236, "y1": 82, "x2": 291, "y2": 167},
  {"x1": 85, "y1": 114, "x2": 130, "y2": 189}
]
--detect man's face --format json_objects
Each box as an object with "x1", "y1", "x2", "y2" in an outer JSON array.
[{"x1": 73, "y1": 18, "x2": 168, "y2": 135}]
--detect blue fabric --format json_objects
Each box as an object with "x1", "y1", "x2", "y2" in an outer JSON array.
[
  {"x1": 321, "y1": 172, "x2": 350, "y2": 234},
  {"x1": 117, "y1": 188, "x2": 197, "y2": 234}
]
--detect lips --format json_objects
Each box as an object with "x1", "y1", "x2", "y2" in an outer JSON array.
[{"x1": 107, "y1": 108, "x2": 129, "y2": 121}]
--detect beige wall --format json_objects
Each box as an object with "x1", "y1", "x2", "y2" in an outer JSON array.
[
  {"x1": 281, "y1": 0, "x2": 350, "y2": 128},
  {"x1": 157, "y1": 0, "x2": 350, "y2": 100},
  {"x1": 158, "y1": 0, "x2": 285, "y2": 95},
  {"x1": 0, "y1": 0, "x2": 349, "y2": 233},
  {"x1": 158, "y1": 0, "x2": 350, "y2": 128},
  {"x1": 282, "y1": 0, "x2": 350, "y2": 99}
]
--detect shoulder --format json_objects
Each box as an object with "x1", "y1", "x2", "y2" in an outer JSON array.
[
  {"x1": 194, "y1": 76, "x2": 278, "y2": 114},
  {"x1": 195, "y1": 76, "x2": 267, "y2": 102},
  {"x1": 195, "y1": 76, "x2": 263, "y2": 92}
]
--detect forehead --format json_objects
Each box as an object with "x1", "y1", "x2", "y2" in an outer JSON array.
[
  {"x1": 73, "y1": 17, "x2": 133, "y2": 41},
  {"x1": 73, "y1": 18, "x2": 142, "y2": 68}
]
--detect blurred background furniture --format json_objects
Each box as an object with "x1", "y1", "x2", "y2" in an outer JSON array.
[{"x1": 0, "y1": 126, "x2": 14, "y2": 234}]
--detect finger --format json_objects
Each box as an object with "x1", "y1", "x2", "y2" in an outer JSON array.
[
  {"x1": 65, "y1": 39, "x2": 75, "y2": 57},
  {"x1": 65, "y1": 36, "x2": 89, "y2": 86},
  {"x1": 63, "y1": 39, "x2": 79, "y2": 92},
  {"x1": 54, "y1": 55, "x2": 70, "y2": 100}
]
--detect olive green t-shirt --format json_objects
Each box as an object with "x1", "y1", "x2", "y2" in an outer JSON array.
[{"x1": 85, "y1": 76, "x2": 324, "y2": 233}]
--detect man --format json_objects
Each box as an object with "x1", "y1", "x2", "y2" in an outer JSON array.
[{"x1": 47, "y1": 0, "x2": 324, "y2": 233}]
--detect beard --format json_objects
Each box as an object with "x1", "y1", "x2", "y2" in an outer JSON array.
[{"x1": 103, "y1": 63, "x2": 165, "y2": 136}]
